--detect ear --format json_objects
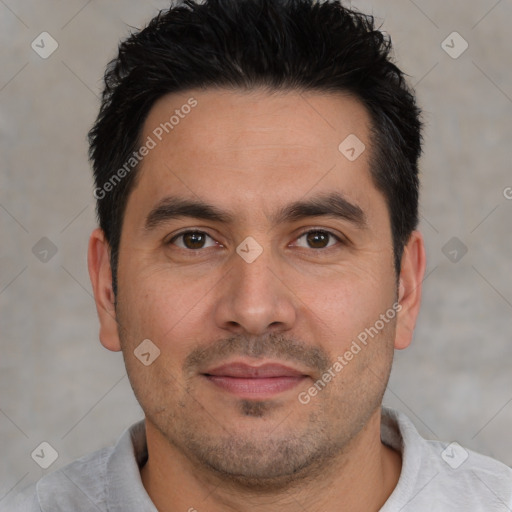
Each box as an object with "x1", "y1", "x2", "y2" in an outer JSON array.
[
  {"x1": 394, "y1": 230, "x2": 426, "y2": 350},
  {"x1": 87, "y1": 228, "x2": 122, "y2": 352}
]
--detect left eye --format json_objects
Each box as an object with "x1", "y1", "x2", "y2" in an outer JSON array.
[{"x1": 294, "y1": 230, "x2": 340, "y2": 249}]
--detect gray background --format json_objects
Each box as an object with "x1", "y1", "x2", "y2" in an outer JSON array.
[{"x1": 1, "y1": 0, "x2": 511, "y2": 500}]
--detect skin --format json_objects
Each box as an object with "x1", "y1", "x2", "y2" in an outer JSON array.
[{"x1": 88, "y1": 88, "x2": 426, "y2": 512}]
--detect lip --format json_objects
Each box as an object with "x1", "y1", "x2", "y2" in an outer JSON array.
[
  {"x1": 202, "y1": 362, "x2": 308, "y2": 398},
  {"x1": 204, "y1": 362, "x2": 306, "y2": 378}
]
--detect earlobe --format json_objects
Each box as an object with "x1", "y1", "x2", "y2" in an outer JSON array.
[
  {"x1": 394, "y1": 231, "x2": 426, "y2": 350},
  {"x1": 87, "y1": 228, "x2": 122, "y2": 352}
]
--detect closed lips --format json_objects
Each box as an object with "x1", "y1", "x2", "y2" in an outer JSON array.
[{"x1": 203, "y1": 363, "x2": 306, "y2": 378}]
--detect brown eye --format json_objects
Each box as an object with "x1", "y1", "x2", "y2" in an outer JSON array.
[
  {"x1": 183, "y1": 232, "x2": 206, "y2": 249},
  {"x1": 306, "y1": 231, "x2": 330, "y2": 248},
  {"x1": 170, "y1": 231, "x2": 217, "y2": 250},
  {"x1": 295, "y1": 230, "x2": 339, "y2": 249}
]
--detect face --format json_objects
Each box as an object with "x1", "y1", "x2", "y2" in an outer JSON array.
[{"x1": 90, "y1": 88, "x2": 422, "y2": 488}]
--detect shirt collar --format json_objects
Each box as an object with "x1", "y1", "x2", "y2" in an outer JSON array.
[{"x1": 106, "y1": 420, "x2": 157, "y2": 512}]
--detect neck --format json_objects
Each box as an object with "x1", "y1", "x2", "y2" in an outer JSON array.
[{"x1": 140, "y1": 408, "x2": 401, "y2": 512}]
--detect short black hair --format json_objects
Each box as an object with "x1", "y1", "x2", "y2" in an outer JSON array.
[{"x1": 89, "y1": 0, "x2": 422, "y2": 297}]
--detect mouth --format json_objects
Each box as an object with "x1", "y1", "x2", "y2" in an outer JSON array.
[{"x1": 202, "y1": 361, "x2": 308, "y2": 399}]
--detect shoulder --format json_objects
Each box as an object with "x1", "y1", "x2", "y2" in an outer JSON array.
[
  {"x1": 422, "y1": 437, "x2": 512, "y2": 509},
  {"x1": 0, "y1": 486, "x2": 40, "y2": 512},
  {"x1": 382, "y1": 407, "x2": 512, "y2": 511},
  {"x1": 2, "y1": 421, "x2": 147, "y2": 512},
  {"x1": 2, "y1": 445, "x2": 113, "y2": 512}
]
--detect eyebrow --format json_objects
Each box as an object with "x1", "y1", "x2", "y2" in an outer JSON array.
[{"x1": 144, "y1": 192, "x2": 367, "y2": 231}]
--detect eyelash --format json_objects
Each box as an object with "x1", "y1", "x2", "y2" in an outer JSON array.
[{"x1": 167, "y1": 229, "x2": 344, "y2": 251}]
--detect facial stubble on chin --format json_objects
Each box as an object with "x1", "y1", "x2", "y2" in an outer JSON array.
[{"x1": 115, "y1": 298, "x2": 396, "y2": 490}]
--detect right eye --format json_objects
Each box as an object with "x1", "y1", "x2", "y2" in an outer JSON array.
[{"x1": 168, "y1": 231, "x2": 220, "y2": 250}]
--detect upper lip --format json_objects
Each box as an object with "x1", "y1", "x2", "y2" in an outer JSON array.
[{"x1": 203, "y1": 362, "x2": 306, "y2": 378}]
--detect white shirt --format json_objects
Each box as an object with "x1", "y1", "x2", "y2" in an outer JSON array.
[{"x1": 3, "y1": 407, "x2": 512, "y2": 511}]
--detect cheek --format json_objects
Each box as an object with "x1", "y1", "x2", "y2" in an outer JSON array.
[
  {"x1": 302, "y1": 263, "x2": 393, "y2": 328},
  {"x1": 117, "y1": 263, "x2": 213, "y2": 353},
  {"x1": 116, "y1": 275, "x2": 201, "y2": 401}
]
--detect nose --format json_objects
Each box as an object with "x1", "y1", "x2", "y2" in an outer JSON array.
[{"x1": 213, "y1": 245, "x2": 297, "y2": 336}]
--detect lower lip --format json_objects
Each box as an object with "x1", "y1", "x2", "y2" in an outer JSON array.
[{"x1": 204, "y1": 375, "x2": 306, "y2": 398}]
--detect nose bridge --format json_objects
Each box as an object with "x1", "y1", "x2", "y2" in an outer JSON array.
[
  {"x1": 235, "y1": 248, "x2": 275, "y2": 302},
  {"x1": 214, "y1": 240, "x2": 296, "y2": 334}
]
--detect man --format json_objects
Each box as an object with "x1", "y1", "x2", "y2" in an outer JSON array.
[{"x1": 6, "y1": 0, "x2": 511, "y2": 510}]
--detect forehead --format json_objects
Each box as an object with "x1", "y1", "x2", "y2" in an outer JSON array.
[{"x1": 128, "y1": 88, "x2": 381, "y2": 222}]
